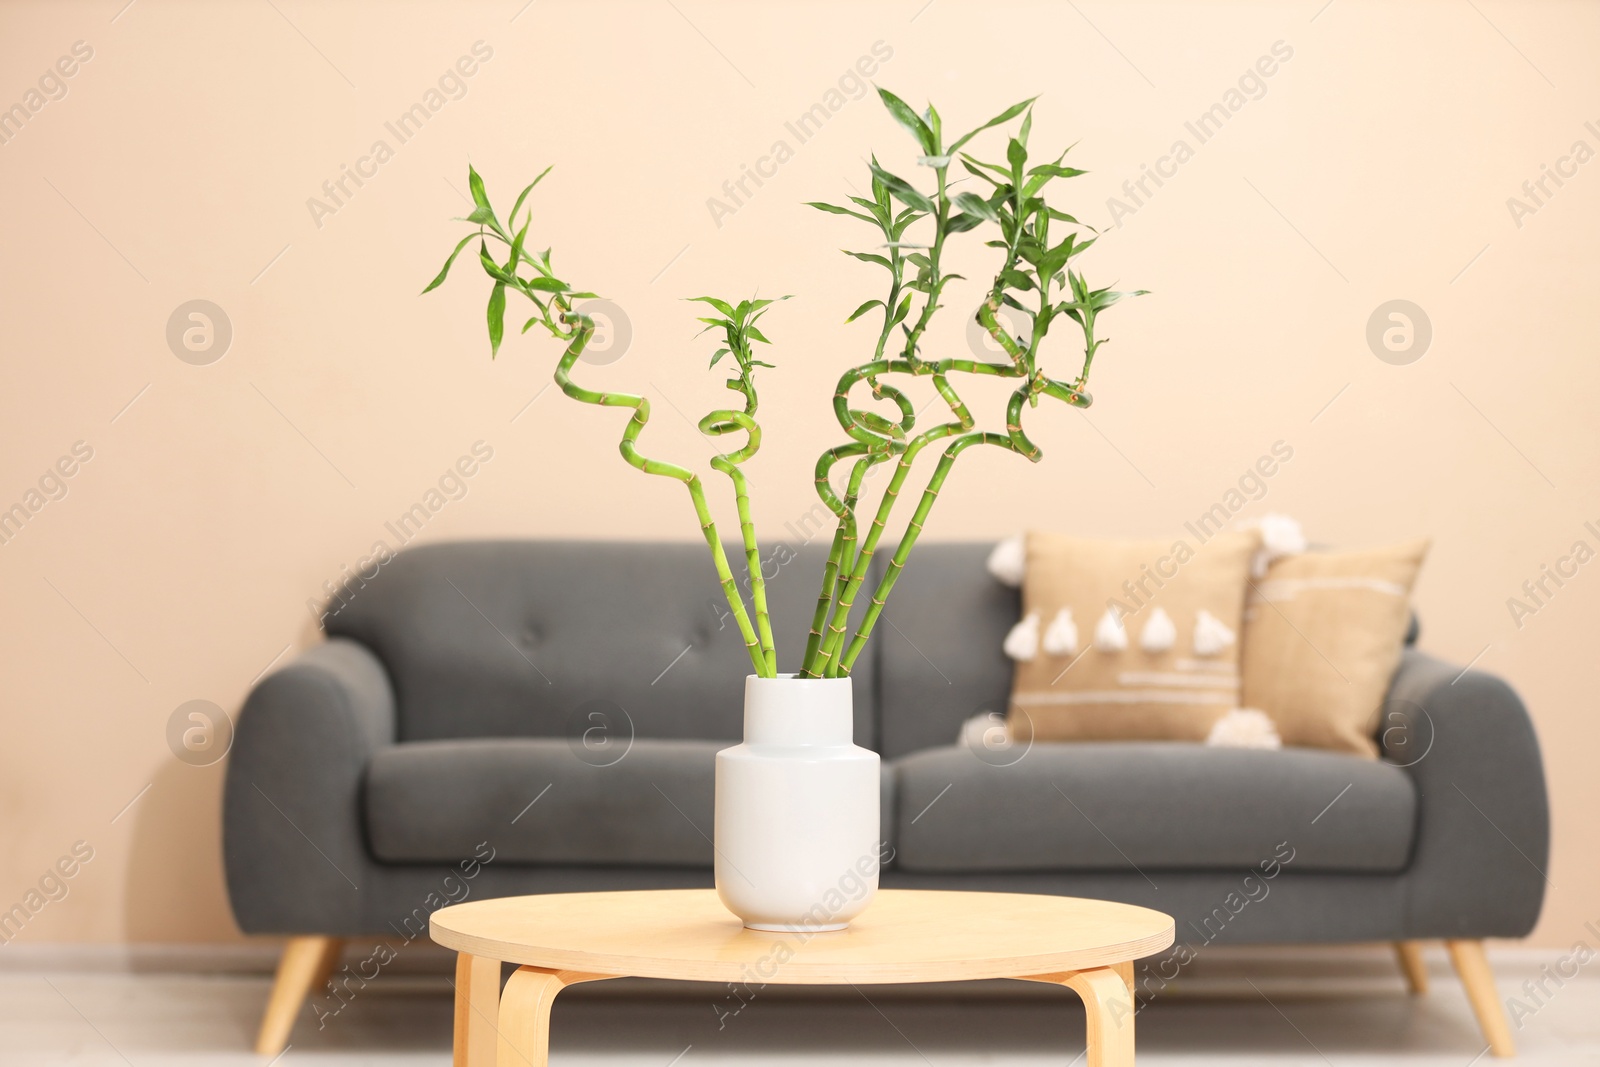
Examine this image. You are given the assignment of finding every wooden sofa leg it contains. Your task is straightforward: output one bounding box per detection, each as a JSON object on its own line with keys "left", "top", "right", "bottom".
{"left": 1394, "top": 941, "right": 1429, "bottom": 995}
{"left": 1446, "top": 940, "right": 1515, "bottom": 1058}
{"left": 255, "top": 936, "right": 344, "bottom": 1055}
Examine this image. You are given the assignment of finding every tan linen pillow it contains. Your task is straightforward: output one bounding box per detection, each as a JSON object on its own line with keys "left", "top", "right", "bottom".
{"left": 1240, "top": 539, "right": 1430, "bottom": 758}
{"left": 1008, "top": 530, "right": 1260, "bottom": 742}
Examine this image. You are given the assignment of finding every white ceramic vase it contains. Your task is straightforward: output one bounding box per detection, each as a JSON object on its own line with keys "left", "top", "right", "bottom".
{"left": 714, "top": 674, "right": 881, "bottom": 931}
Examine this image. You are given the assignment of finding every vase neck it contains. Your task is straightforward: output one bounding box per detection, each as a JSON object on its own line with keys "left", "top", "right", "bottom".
{"left": 743, "top": 675, "right": 854, "bottom": 746}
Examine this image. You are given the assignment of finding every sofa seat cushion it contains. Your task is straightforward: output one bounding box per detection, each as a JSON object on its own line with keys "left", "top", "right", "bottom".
{"left": 894, "top": 742, "right": 1415, "bottom": 873}
{"left": 365, "top": 738, "right": 721, "bottom": 866}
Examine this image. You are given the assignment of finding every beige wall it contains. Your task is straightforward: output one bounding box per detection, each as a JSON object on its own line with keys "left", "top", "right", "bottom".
{"left": 0, "top": 0, "right": 1594, "bottom": 950}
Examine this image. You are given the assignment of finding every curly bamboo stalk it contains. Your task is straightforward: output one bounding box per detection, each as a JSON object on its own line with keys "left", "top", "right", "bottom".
{"left": 699, "top": 373, "right": 776, "bottom": 676}
{"left": 804, "top": 169, "right": 1034, "bottom": 676}
{"left": 802, "top": 442, "right": 884, "bottom": 675}
{"left": 837, "top": 379, "right": 1089, "bottom": 674}
{"left": 831, "top": 272, "right": 1095, "bottom": 674}
{"left": 811, "top": 354, "right": 1029, "bottom": 674}
{"left": 844, "top": 379, "right": 915, "bottom": 579}
{"left": 837, "top": 430, "right": 1020, "bottom": 672}
{"left": 551, "top": 313, "right": 768, "bottom": 676}
{"left": 797, "top": 362, "right": 919, "bottom": 678}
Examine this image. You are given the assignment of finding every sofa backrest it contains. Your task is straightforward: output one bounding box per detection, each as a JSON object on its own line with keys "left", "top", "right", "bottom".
{"left": 323, "top": 540, "right": 882, "bottom": 747}
{"left": 869, "top": 543, "right": 1020, "bottom": 759}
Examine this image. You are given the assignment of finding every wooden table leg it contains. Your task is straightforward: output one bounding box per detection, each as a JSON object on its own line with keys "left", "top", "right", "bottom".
{"left": 1020, "top": 967, "right": 1136, "bottom": 1067}
{"left": 454, "top": 953, "right": 503, "bottom": 1067}
{"left": 496, "top": 966, "right": 614, "bottom": 1067}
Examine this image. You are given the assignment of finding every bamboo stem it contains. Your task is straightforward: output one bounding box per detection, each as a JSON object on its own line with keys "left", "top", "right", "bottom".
{"left": 839, "top": 432, "right": 1019, "bottom": 672}
{"left": 553, "top": 321, "right": 767, "bottom": 676}
{"left": 834, "top": 295, "right": 1093, "bottom": 673}
{"left": 813, "top": 355, "right": 1026, "bottom": 673}
{"left": 700, "top": 369, "right": 776, "bottom": 676}
{"left": 801, "top": 443, "right": 873, "bottom": 677}
{"left": 718, "top": 459, "right": 774, "bottom": 676}
{"left": 802, "top": 445, "right": 890, "bottom": 678}
{"left": 437, "top": 158, "right": 1125, "bottom": 689}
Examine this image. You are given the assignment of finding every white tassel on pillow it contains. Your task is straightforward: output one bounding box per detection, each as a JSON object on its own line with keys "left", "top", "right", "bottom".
{"left": 1003, "top": 611, "right": 1040, "bottom": 661}
{"left": 986, "top": 534, "right": 1026, "bottom": 587}
{"left": 1193, "top": 609, "right": 1236, "bottom": 657}
{"left": 959, "top": 711, "right": 1014, "bottom": 752}
{"left": 1042, "top": 608, "right": 1079, "bottom": 657}
{"left": 1242, "top": 513, "right": 1307, "bottom": 578}
{"left": 1093, "top": 607, "right": 1128, "bottom": 652}
{"left": 1206, "top": 708, "right": 1282, "bottom": 749}
{"left": 1139, "top": 607, "right": 1176, "bottom": 653}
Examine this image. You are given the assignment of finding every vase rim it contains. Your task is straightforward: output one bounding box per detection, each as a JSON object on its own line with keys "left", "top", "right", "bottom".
{"left": 747, "top": 673, "right": 851, "bottom": 683}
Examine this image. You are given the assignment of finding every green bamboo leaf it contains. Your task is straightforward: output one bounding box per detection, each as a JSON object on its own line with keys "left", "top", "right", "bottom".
{"left": 959, "top": 154, "right": 1013, "bottom": 183}
{"left": 1023, "top": 165, "right": 1088, "bottom": 201}
{"left": 954, "top": 191, "right": 1000, "bottom": 222}
{"left": 946, "top": 212, "right": 983, "bottom": 233}
{"left": 421, "top": 233, "right": 476, "bottom": 293}
{"left": 1007, "top": 137, "right": 1027, "bottom": 176}
{"left": 689, "top": 296, "right": 736, "bottom": 316}
{"left": 487, "top": 282, "right": 506, "bottom": 357}
{"left": 843, "top": 249, "right": 894, "bottom": 269}
{"left": 889, "top": 292, "right": 913, "bottom": 327}
{"left": 456, "top": 205, "right": 496, "bottom": 227}
{"left": 478, "top": 241, "right": 515, "bottom": 283}
{"left": 468, "top": 166, "right": 490, "bottom": 210}
{"left": 507, "top": 165, "right": 554, "bottom": 225}
{"left": 1028, "top": 162, "right": 1088, "bottom": 180}
{"left": 806, "top": 201, "right": 876, "bottom": 223}
{"left": 1093, "top": 288, "right": 1150, "bottom": 309}
{"left": 948, "top": 97, "right": 1036, "bottom": 153}
{"left": 844, "top": 299, "right": 884, "bottom": 323}
{"left": 867, "top": 163, "right": 935, "bottom": 213}
{"left": 507, "top": 216, "right": 532, "bottom": 275}
{"left": 522, "top": 276, "right": 569, "bottom": 292}
{"left": 876, "top": 87, "right": 936, "bottom": 154}
{"left": 958, "top": 161, "right": 997, "bottom": 188}
{"left": 746, "top": 325, "right": 771, "bottom": 344}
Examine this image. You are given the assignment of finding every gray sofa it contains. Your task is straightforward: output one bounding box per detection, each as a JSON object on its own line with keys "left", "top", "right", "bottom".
{"left": 225, "top": 540, "right": 1548, "bottom": 1055}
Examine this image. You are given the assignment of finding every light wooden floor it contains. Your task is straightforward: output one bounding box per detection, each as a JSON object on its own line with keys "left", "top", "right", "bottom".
{"left": 1, "top": 949, "right": 1594, "bottom": 1066}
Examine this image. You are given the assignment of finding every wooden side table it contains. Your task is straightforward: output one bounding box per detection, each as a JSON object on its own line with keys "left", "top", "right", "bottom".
{"left": 431, "top": 888, "right": 1174, "bottom": 1067}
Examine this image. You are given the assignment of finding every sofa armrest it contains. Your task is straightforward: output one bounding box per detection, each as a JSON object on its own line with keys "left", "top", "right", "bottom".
{"left": 1382, "top": 649, "right": 1549, "bottom": 938}
{"left": 223, "top": 638, "right": 396, "bottom": 935}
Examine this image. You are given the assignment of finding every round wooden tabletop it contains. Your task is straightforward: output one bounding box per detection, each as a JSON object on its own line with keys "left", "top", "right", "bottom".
{"left": 430, "top": 889, "right": 1174, "bottom": 985}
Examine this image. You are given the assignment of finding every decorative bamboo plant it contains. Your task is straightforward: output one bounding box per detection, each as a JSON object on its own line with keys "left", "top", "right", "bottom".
{"left": 424, "top": 89, "right": 1143, "bottom": 681}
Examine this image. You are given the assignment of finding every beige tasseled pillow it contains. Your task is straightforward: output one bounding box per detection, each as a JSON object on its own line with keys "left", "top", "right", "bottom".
{"left": 1240, "top": 539, "right": 1430, "bottom": 758}
{"left": 1007, "top": 530, "right": 1260, "bottom": 742}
